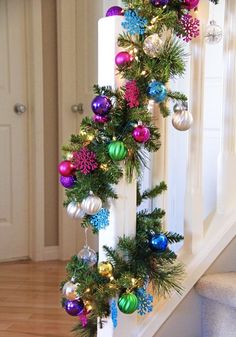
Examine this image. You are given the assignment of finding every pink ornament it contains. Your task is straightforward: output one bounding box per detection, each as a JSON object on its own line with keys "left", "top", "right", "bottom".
{"left": 183, "top": 0, "right": 200, "bottom": 10}
{"left": 132, "top": 125, "right": 150, "bottom": 143}
{"left": 72, "top": 147, "right": 98, "bottom": 175}
{"left": 125, "top": 80, "right": 140, "bottom": 108}
{"left": 178, "top": 14, "right": 200, "bottom": 42}
{"left": 58, "top": 160, "right": 75, "bottom": 177}
{"left": 93, "top": 114, "right": 109, "bottom": 123}
{"left": 115, "top": 51, "right": 134, "bottom": 67}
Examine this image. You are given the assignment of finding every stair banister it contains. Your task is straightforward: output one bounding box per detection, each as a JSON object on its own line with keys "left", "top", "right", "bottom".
{"left": 97, "top": 16, "right": 138, "bottom": 337}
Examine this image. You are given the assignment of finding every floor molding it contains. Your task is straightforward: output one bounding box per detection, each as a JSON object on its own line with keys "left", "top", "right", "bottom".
{"left": 43, "top": 245, "right": 59, "bottom": 260}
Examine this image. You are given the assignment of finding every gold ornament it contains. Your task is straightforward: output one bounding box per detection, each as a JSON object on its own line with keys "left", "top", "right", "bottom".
{"left": 98, "top": 262, "right": 113, "bottom": 277}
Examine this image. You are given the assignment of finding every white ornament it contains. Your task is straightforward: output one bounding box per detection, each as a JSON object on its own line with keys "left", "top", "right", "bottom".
{"left": 143, "top": 33, "right": 163, "bottom": 58}
{"left": 205, "top": 20, "right": 223, "bottom": 45}
{"left": 172, "top": 104, "right": 193, "bottom": 131}
{"left": 81, "top": 194, "right": 102, "bottom": 215}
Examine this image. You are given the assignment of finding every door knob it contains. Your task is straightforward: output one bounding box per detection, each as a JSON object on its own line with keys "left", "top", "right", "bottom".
{"left": 14, "top": 103, "right": 27, "bottom": 115}
{"left": 71, "top": 103, "right": 83, "bottom": 113}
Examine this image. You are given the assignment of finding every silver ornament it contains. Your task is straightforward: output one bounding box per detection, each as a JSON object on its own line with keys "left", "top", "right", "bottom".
{"left": 77, "top": 245, "right": 97, "bottom": 267}
{"left": 205, "top": 20, "right": 223, "bottom": 45}
{"left": 173, "top": 103, "right": 183, "bottom": 114}
{"left": 81, "top": 194, "right": 102, "bottom": 215}
{"left": 143, "top": 33, "right": 163, "bottom": 58}
{"left": 67, "top": 201, "right": 79, "bottom": 218}
{"left": 62, "top": 281, "right": 79, "bottom": 300}
{"left": 74, "top": 207, "right": 85, "bottom": 219}
{"left": 172, "top": 105, "right": 193, "bottom": 131}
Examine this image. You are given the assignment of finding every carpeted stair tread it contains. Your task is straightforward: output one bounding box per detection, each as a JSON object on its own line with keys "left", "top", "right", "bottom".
{"left": 195, "top": 272, "right": 236, "bottom": 308}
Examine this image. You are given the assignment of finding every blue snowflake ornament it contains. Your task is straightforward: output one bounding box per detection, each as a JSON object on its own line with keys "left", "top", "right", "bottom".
{"left": 110, "top": 299, "right": 118, "bottom": 328}
{"left": 122, "top": 10, "right": 147, "bottom": 35}
{"left": 90, "top": 208, "right": 110, "bottom": 231}
{"left": 136, "top": 288, "right": 153, "bottom": 316}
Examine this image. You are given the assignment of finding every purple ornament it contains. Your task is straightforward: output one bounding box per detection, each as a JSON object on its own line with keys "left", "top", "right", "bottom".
{"left": 60, "top": 175, "right": 76, "bottom": 189}
{"left": 58, "top": 160, "right": 75, "bottom": 177}
{"left": 106, "top": 6, "right": 124, "bottom": 17}
{"left": 91, "top": 95, "right": 112, "bottom": 116}
{"left": 93, "top": 114, "right": 109, "bottom": 123}
{"left": 183, "top": 0, "right": 200, "bottom": 10}
{"left": 150, "top": 0, "right": 169, "bottom": 6}
{"left": 115, "top": 51, "right": 134, "bottom": 67}
{"left": 132, "top": 125, "right": 151, "bottom": 143}
{"left": 64, "top": 299, "right": 84, "bottom": 316}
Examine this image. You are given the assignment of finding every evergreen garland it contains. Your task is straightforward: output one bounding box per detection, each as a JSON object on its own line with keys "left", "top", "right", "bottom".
{"left": 58, "top": 0, "right": 220, "bottom": 336}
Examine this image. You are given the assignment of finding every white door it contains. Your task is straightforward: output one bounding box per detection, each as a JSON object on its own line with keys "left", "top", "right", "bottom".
{"left": 0, "top": 0, "right": 29, "bottom": 260}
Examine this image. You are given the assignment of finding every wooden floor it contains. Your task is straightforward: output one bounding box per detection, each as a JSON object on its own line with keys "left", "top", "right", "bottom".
{"left": 0, "top": 260, "right": 76, "bottom": 337}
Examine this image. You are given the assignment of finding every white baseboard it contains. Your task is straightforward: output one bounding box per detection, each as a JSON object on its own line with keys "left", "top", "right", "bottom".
{"left": 43, "top": 245, "right": 59, "bottom": 260}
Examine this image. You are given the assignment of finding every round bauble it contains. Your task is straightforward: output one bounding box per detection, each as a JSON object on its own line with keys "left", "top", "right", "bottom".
{"left": 81, "top": 194, "right": 102, "bottom": 215}
{"left": 77, "top": 246, "right": 97, "bottom": 267}
{"left": 132, "top": 125, "right": 150, "bottom": 143}
{"left": 205, "top": 20, "right": 223, "bottom": 45}
{"left": 67, "top": 202, "right": 85, "bottom": 219}
{"left": 93, "top": 114, "right": 109, "bottom": 123}
{"left": 143, "top": 33, "right": 163, "bottom": 58}
{"left": 58, "top": 160, "right": 75, "bottom": 177}
{"left": 98, "top": 261, "right": 113, "bottom": 277}
{"left": 150, "top": 0, "right": 169, "bottom": 6}
{"left": 182, "top": 0, "right": 200, "bottom": 10}
{"left": 115, "top": 51, "right": 134, "bottom": 67}
{"left": 147, "top": 81, "right": 167, "bottom": 103}
{"left": 60, "top": 175, "right": 76, "bottom": 189}
{"left": 172, "top": 105, "right": 193, "bottom": 131}
{"left": 62, "top": 281, "right": 78, "bottom": 301}
{"left": 91, "top": 95, "right": 112, "bottom": 116}
{"left": 64, "top": 299, "right": 84, "bottom": 316}
{"left": 118, "top": 293, "right": 139, "bottom": 314}
{"left": 149, "top": 233, "right": 168, "bottom": 251}
{"left": 106, "top": 6, "right": 123, "bottom": 17}
{"left": 108, "top": 141, "right": 127, "bottom": 161}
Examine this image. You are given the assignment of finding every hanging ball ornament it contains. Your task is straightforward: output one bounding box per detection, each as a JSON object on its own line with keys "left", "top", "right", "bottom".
{"left": 62, "top": 281, "right": 79, "bottom": 301}
{"left": 205, "top": 20, "right": 223, "bottom": 45}
{"left": 64, "top": 299, "right": 84, "bottom": 316}
{"left": 143, "top": 33, "right": 163, "bottom": 58}
{"left": 77, "top": 246, "right": 97, "bottom": 267}
{"left": 106, "top": 6, "right": 123, "bottom": 17}
{"left": 118, "top": 293, "right": 139, "bottom": 314}
{"left": 67, "top": 202, "right": 85, "bottom": 219}
{"left": 60, "top": 175, "right": 76, "bottom": 189}
{"left": 91, "top": 95, "right": 112, "bottom": 116}
{"left": 58, "top": 160, "right": 75, "bottom": 177}
{"left": 93, "top": 114, "right": 109, "bottom": 124}
{"left": 147, "top": 81, "right": 167, "bottom": 103}
{"left": 172, "top": 103, "right": 193, "bottom": 131}
{"left": 150, "top": 0, "right": 169, "bottom": 7}
{"left": 115, "top": 51, "right": 134, "bottom": 67}
{"left": 182, "top": 0, "right": 200, "bottom": 10}
{"left": 98, "top": 262, "right": 113, "bottom": 277}
{"left": 81, "top": 193, "right": 102, "bottom": 215}
{"left": 132, "top": 124, "right": 150, "bottom": 143}
{"left": 108, "top": 141, "right": 127, "bottom": 161}
{"left": 149, "top": 233, "right": 168, "bottom": 252}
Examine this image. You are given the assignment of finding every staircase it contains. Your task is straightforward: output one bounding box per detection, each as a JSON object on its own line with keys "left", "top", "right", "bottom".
{"left": 196, "top": 273, "right": 236, "bottom": 337}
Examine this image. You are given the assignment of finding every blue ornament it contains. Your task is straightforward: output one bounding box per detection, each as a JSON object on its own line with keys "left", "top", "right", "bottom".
{"left": 122, "top": 10, "right": 147, "bottom": 35}
{"left": 149, "top": 233, "right": 168, "bottom": 251}
{"left": 147, "top": 81, "right": 167, "bottom": 103}
{"left": 136, "top": 288, "right": 153, "bottom": 316}
{"left": 110, "top": 299, "right": 118, "bottom": 328}
{"left": 90, "top": 208, "right": 110, "bottom": 231}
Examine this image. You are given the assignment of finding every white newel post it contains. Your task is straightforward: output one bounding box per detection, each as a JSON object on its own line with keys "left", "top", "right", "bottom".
{"left": 217, "top": 0, "right": 236, "bottom": 214}
{"left": 184, "top": 2, "right": 209, "bottom": 254}
{"left": 97, "top": 16, "right": 138, "bottom": 337}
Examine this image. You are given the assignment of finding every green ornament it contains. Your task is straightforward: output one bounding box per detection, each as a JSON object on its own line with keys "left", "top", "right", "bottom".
{"left": 118, "top": 293, "right": 139, "bottom": 314}
{"left": 108, "top": 141, "right": 127, "bottom": 161}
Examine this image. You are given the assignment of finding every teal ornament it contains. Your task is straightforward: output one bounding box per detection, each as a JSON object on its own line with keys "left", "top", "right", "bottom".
{"left": 147, "top": 81, "right": 167, "bottom": 103}
{"left": 121, "top": 10, "right": 147, "bottom": 35}
{"left": 110, "top": 299, "right": 118, "bottom": 328}
{"left": 90, "top": 208, "right": 110, "bottom": 231}
{"left": 118, "top": 293, "right": 139, "bottom": 314}
{"left": 149, "top": 233, "right": 168, "bottom": 251}
{"left": 136, "top": 288, "right": 153, "bottom": 316}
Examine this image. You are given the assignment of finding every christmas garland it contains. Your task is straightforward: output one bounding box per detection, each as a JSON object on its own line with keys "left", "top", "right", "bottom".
{"left": 58, "top": 1, "right": 219, "bottom": 336}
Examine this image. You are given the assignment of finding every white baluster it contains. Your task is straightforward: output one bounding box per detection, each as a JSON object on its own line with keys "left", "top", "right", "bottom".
{"left": 217, "top": 0, "right": 236, "bottom": 214}
{"left": 184, "top": 2, "right": 209, "bottom": 254}
{"left": 97, "top": 16, "right": 137, "bottom": 337}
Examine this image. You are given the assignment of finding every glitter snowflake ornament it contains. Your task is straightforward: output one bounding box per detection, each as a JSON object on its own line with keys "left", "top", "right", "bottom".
{"left": 136, "top": 288, "right": 153, "bottom": 316}
{"left": 110, "top": 299, "right": 118, "bottom": 328}
{"left": 122, "top": 10, "right": 147, "bottom": 35}
{"left": 90, "top": 208, "right": 110, "bottom": 231}
{"left": 179, "top": 13, "right": 200, "bottom": 42}
{"left": 125, "top": 80, "right": 140, "bottom": 108}
{"left": 72, "top": 147, "right": 98, "bottom": 175}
